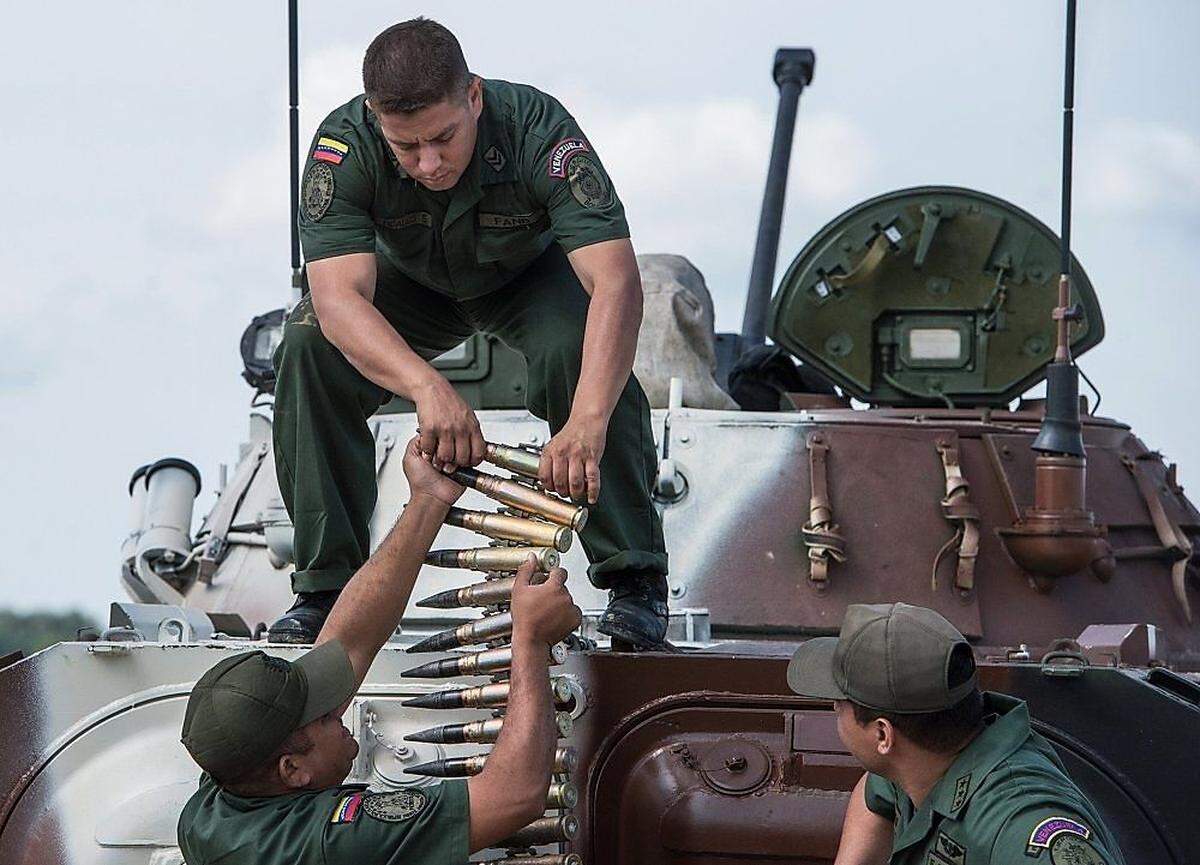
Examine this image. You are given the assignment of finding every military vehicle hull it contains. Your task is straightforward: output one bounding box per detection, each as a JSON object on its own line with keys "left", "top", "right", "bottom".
{"left": 2, "top": 640, "right": 1197, "bottom": 864}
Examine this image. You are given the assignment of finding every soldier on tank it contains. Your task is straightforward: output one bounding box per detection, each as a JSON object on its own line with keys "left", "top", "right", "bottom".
{"left": 178, "top": 438, "right": 582, "bottom": 863}
{"left": 787, "top": 603, "right": 1126, "bottom": 865}
{"left": 268, "top": 17, "right": 668, "bottom": 649}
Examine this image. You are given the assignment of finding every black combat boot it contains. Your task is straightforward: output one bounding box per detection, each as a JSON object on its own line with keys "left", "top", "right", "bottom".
{"left": 266, "top": 590, "right": 340, "bottom": 644}
{"left": 597, "top": 573, "right": 671, "bottom": 651}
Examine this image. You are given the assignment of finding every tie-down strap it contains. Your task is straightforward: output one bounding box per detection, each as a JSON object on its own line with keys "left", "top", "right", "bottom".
{"left": 802, "top": 433, "right": 846, "bottom": 587}
{"left": 1121, "top": 452, "right": 1195, "bottom": 623}
{"left": 933, "top": 439, "right": 980, "bottom": 592}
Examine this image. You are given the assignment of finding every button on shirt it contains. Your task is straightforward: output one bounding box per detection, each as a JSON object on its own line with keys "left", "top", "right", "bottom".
{"left": 298, "top": 79, "right": 630, "bottom": 301}
{"left": 177, "top": 773, "right": 469, "bottom": 865}
{"left": 864, "top": 693, "right": 1125, "bottom": 865}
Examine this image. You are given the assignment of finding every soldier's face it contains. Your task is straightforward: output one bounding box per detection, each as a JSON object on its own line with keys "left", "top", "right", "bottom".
{"left": 292, "top": 709, "right": 360, "bottom": 788}
{"left": 374, "top": 78, "right": 483, "bottom": 191}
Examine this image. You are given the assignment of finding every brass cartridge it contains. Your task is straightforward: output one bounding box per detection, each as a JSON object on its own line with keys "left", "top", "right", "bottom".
{"left": 402, "top": 678, "right": 574, "bottom": 710}
{"left": 406, "top": 611, "right": 514, "bottom": 654}
{"left": 484, "top": 441, "right": 543, "bottom": 478}
{"left": 402, "top": 641, "right": 568, "bottom": 679}
{"left": 493, "top": 814, "right": 579, "bottom": 848}
{"left": 407, "top": 711, "right": 574, "bottom": 745}
{"left": 425, "top": 546, "right": 560, "bottom": 573}
{"left": 545, "top": 780, "right": 579, "bottom": 810}
{"left": 450, "top": 467, "right": 587, "bottom": 531}
{"left": 445, "top": 506, "right": 573, "bottom": 552}
{"left": 407, "top": 749, "right": 577, "bottom": 780}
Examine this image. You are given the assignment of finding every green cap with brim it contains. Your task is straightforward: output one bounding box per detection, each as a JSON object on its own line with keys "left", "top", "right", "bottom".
{"left": 787, "top": 603, "right": 976, "bottom": 713}
{"left": 180, "top": 640, "right": 356, "bottom": 779}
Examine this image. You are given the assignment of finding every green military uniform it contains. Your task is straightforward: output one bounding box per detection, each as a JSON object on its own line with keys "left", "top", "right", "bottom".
{"left": 178, "top": 773, "right": 469, "bottom": 865}
{"left": 276, "top": 78, "right": 666, "bottom": 595}
{"left": 864, "top": 693, "right": 1125, "bottom": 865}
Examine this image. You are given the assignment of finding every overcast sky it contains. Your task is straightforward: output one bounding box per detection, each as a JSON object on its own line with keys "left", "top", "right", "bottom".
{"left": 1, "top": 1, "right": 1197, "bottom": 621}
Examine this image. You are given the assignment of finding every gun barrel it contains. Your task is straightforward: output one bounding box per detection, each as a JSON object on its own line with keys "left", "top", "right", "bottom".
{"left": 445, "top": 507, "right": 573, "bottom": 551}
{"left": 450, "top": 467, "right": 587, "bottom": 530}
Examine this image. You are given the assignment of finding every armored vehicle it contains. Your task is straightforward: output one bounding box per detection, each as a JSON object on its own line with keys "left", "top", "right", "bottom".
{"left": 2, "top": 14, "right": 1198, "bottom": 865}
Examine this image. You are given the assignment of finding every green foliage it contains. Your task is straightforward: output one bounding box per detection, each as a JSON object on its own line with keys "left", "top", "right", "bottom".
{"left": 0, "top": 609, "right": 98, "bottom": 658}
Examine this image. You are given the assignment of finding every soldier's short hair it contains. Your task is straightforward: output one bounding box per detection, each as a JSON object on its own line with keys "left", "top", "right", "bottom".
{"left": 850, "top": 643, "right": 985, "bottom": 754}
{"left": 363, "top": 18, "right": 472, "bottom": 114}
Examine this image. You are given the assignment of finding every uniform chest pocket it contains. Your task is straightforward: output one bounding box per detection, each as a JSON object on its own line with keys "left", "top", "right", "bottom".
{"left": 374, "top": 211, "right": 435, "bottom": 259}
{"left": 476, "top": 212, "right": 549, "bottom": 263}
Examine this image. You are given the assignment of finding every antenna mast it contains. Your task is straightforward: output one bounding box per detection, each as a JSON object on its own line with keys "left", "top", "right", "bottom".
{"left": 288, "top": 0, "right": 301, "bottom": 298}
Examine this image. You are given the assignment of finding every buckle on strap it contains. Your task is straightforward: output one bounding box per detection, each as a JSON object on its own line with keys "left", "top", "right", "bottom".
{"left": 934, "top": 438, "right": 980, "bottom": 593}
{"left": 803, "top": 433, "right": 847, "bottom": 588}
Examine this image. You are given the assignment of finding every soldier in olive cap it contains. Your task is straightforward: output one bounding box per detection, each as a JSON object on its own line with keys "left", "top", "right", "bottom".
{"left": 177, "top": 437, "right": 581, "bottom": 864}
{"left": 788, "top": 603, "right": 1126, "bottom": 865}
{"left": 268, "top": 16, "right": 668, "bottom": 649}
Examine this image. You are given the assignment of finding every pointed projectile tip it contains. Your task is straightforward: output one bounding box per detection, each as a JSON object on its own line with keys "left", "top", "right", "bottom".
{"left": 402, "top": 759, "right": 446, "bottom": 778}
{"left": 401, "top": 658, "right": 452, "bottom": 679}
{"left": 403, "top": 725, "right": 449, "bottom": 744}
{"left": 415, "top": 588, "right": 461, "bottom": 609}
{"left": 400, "top": 692, "right": 444, "bottom": 709}
{"left": 406, "top": 629, "right": 458, "bottom": 654}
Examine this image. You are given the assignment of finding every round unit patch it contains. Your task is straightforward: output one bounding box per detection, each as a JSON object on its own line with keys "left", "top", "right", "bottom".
{"left": 303, "top": 162, "right": 335, "bottom": 222}
{"left": 362, "top": 789, "right": 428, "bottom": 823}
{"left": 566, "top": 155, "right": 610, "bottom": 208}
{"left": 1049, "top": 834, "right": 1107, "bottom": 865}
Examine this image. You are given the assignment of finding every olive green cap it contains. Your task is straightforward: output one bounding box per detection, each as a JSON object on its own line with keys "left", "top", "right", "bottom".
{"left": 787, "top": 603, "right": 977, "bottom": 713}
{"left": 180, "top": 640, "right": 356, "bottom": 778}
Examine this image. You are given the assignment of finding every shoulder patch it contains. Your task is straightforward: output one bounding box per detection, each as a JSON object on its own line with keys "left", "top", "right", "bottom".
{"left": 1026, "top": 817, "right": 1090, "bottom": 855}
{"left": 329, "top": 792, "right": 363, "bottom": 824}
{"left": 314, "top": 136, "right": 350, "bottom": 165}
{"left": 547, "top": 137, "right": 590, "bottom": 178}
{"left": 362, "top": 789, "right": 428, "bottom": 823}
{"left": 1049, "top": 833, "right": 1107, "bottom": 865}
{"left": 567, "top": 155, "right": 611, "bottom": 209}
{"left": 302, "top": 162, "right": 335, "bottom": 222}
{"left": 951, "top": 773, "right": 971, "bottom": 810}
{"left": 483, "top": 145, "right": 507, "bottom": 172}
{"left": 932, "top": 831, "right": 966, "bottom": 865}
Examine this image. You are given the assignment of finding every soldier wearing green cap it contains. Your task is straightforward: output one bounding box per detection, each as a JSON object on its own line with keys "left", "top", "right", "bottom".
{"left": 787, "top": 603, "right": 1126, "bottom": 865}
{"left": 177, "top": 437, "right": 582, "bottom": 864}
{"left": 267, "top": 16, "right": 669, "bottom": 650}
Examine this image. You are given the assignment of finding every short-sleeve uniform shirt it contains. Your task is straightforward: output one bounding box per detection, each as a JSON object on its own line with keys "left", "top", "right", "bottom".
{"left": 298, "top": 79, "right": 629, "bottom": 301}
{"left": 176, "top": 773, "right": 469, "bottom": 865}
{"left": 863, "top": 693, "right": 1125, "bottom": 865}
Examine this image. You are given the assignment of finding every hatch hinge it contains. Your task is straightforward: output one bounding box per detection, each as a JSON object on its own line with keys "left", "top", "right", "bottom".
{"left": 933, "top": 438, "right": 980, "bottom": 594}
{"left": 197, "top": 441, "right": 269, "bottom": 584}
{"left": 802, "top": 433, "right": 846, "bottom": 588}
{"left": 1120, "top": 452, "right": 1195, "bottom": 623}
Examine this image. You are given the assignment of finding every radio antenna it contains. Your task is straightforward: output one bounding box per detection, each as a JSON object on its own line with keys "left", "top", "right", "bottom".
{"left": 288, "top": 0, "right": 301, "bottom": 298}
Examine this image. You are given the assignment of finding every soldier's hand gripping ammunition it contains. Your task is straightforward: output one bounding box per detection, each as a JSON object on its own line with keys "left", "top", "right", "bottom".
{"left": 406, "top": 748, "right": 577, "bottom": 779}
{"left": 545, "top": 780, "right": 579, "bottom": 810}
{"left": 450, "top": 467, "right": 587, "bottom": 530}
{"left": 483, "top": 441, "right": 543, "bottom": 479}
{"left": 489, "top": 856, "right": 583, "bottom": 865}
{"left": 402, "top": 641, "right": 568, "bottom": 679}
{"left": 425, "top": 546, "right": 560, "bottom": 573}
{"left": 492, "top": 814, "right": 579, "bottom": 849}
{"left": 405, "top": 611, "right": 514, "bottom": 654}
{"left": 405, "top": 711, "right": 574, "bottom": 745}
{"left": 402, "top": 677, "right": 575, "bottom": 710}
{"left": 445, "top": 506, "right": 573, "bottom": 552}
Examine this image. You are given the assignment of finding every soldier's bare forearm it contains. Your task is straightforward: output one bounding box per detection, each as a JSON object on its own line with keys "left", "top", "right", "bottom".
{"left": 835, "top": 775, "right": 894, "bottom": 865}
{"left": 315, "top": 493, "right": 449, "bottom": 687}
{"left": 566, "top": 239, "right": 643, "bottom": 425}
{"left": 466, "top": 636, "right": 556, "bottom": 850}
